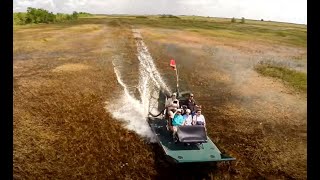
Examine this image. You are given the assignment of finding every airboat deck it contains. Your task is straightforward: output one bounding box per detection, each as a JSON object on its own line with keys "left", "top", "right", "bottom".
{"left": 148, "top": 117, "right": 236, "bottom": 163}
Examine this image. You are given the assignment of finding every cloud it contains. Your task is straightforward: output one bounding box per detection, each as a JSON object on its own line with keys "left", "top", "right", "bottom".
{"left": 177, "top": 0, "right": 219, "bottom": 6}
{"left": 14, "top": 0, "right": 55, "bottom": 11}
{"left": 64, "top": 0, "right": 87, "bottom": 9}
{"left": 13, "top": 0, "right": 307, "bottom": 24}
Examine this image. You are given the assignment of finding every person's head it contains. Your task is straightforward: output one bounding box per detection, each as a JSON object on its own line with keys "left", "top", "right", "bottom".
{"left": 186, "top": 109, "right": 191, "bottom": 114}
{"left": 172, "top": 93, "right": 177, "bottom": 98}
{"left": 196, "top": 109, "right": 201, "bottom": 115}
{"left": 182, "top": 105, "right": 187, "bottom": 110}
{"left": 189, "top": 93, "right": 194, "bottom": 99}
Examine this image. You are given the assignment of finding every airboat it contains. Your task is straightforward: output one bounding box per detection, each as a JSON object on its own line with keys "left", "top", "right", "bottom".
{"left": 147, "top": 60, "right": 235, "bottom": 163}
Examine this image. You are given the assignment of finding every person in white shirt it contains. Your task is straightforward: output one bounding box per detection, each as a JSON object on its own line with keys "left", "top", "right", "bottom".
{"left": 192, "top": 109, "right": 206, "bottom": 127}
{"left": 183, "top": 109, "right": 193, "bottom": 126}
{"left": 165, "top": 92, "right": 179, "bottom": 112}
{"left": 165, "top": 93, "right": 179, "bottom": 131}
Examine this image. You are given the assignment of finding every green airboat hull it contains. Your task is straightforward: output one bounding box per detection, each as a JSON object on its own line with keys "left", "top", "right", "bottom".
{"left": 148, "top": 117, "right": 235, "bottom": 163}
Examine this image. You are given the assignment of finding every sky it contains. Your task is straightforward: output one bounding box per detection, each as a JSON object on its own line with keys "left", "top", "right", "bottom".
{"left": 13, "top": 0, "right": 307, "bottom": 24}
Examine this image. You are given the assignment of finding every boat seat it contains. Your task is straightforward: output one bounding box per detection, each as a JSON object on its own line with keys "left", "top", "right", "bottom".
{"left": 176, "top": 125, "right": 208, "bottom": 143}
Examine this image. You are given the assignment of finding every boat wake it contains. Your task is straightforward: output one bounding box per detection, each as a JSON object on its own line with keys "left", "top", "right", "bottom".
{"left": 105, "top": 29, "right": 170, "bottom": 142}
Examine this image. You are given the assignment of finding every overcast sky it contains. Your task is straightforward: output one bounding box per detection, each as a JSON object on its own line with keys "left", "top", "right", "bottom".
{"left": 13, "top": 0, "right": 307, "bottom": 24}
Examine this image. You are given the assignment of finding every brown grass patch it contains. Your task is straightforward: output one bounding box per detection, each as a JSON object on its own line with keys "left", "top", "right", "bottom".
{"left": 52, "top": 63, "right": 91, "bottom": 72}
{"left": 14, "top": 19, "right": 159, "bottom": 179}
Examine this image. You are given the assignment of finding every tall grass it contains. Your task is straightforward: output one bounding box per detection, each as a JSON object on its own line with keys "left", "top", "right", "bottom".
{"left": 255, "top": 64, "right": 307, "bottom": 92}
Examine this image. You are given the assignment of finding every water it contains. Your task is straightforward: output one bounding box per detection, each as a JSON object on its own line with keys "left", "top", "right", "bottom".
{"left": 106, "top": 29, "right": 171, "bottom": 142}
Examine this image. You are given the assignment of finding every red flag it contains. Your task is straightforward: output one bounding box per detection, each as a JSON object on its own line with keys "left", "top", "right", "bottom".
{"left": 170, "top": 59, "right": 176, "bottom": 70}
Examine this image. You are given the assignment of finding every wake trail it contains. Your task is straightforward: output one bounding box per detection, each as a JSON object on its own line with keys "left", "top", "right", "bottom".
{"left": 105, "top": 29, "right": 171, "bottom": 142}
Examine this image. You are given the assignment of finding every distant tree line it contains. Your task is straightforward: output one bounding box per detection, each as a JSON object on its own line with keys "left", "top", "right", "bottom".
{"left": 231, "top": 17, "right": 246, "bottom": 23}
{"left": 13, "top": 7, "right": 92, "bottom": 25}
{"left": 159, "top": 14, "right": 180, "bottom": 19}
{"left": 78, "top": 12, "right": 93, "bottom": 17}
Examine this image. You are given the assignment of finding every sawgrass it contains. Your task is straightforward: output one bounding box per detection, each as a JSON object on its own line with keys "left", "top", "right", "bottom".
{"left": 255, "top": 64, "right": 307, "bottom": 92}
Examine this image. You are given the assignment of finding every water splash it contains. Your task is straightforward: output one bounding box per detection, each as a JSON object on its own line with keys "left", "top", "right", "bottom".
{"left": 105, "top": 29, "right": 170, "bottom": 142}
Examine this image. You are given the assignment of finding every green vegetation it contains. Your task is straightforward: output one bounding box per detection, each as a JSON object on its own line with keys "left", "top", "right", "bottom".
{"left": 13, "top": 7, "right": 92, "bottom": 25}
{"left": 78, "top": 12, "right": 93, "bottom": 17}
{"left": 101, "top": 15, "right": 306, "bottom": 47}
{"left": 159, "top": 14, "right": 180, "bottom": 19}
{"left": 14, "top": 12, "right": 306, "bottom": 47}
{"left": 241, "top": 17, "right": 245, "bottom": 23}
{"left": 13, "top": 12, "right": 28, "bottom": 25}
{"left": 255, "top": 64, "right": 307, "bottom": 92}
{"left": 24, "top": 7, "right": 56, "bottom": 24}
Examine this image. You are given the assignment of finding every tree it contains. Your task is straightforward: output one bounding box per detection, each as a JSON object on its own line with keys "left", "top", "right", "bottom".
{"left": 13, "top": 12, "right": 27, "bottom": 25}
{"left": 72, "top": 11, "right": 78, "bottom": 20}
{"left": 25, "top": 7, "right": 55, "bottom": 24}
{"left": 231, "top": 17, "right": 236, "bottom": 23}
{"left": 241, "top": 17, "right": 245, "bottom": 23}
{"left": 15, "top": 7, "right": 90, "bottom": 25}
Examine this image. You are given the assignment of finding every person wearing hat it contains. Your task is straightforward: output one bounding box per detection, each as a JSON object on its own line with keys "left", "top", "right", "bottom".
{"left": 183, "top": 109, "right": 193, "bottom": 126}
{"left": 166, "top": 92, "right": 179, "bottom": 109}
{"left": 171, "top": 109, "right": 184, "bottom": 141}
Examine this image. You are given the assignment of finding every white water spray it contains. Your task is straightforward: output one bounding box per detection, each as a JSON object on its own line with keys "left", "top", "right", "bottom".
{"left": 106, "top": 29, "right": 171, "bottom": 142}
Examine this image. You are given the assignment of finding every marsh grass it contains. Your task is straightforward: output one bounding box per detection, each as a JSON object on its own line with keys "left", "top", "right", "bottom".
{"left": 107, "top": 15, "right": 306, "bottom": 47}
{"left": 14, "top": 16, "right": 307, "bottom": 179}
{"left": 135, "top": 16, "right": 148, "bottom": 19}
{"left": 16, "top": 15, "right": 306, "bottom": 47}
{"left": 255, "top": 63, "right": 307, "bottom": 92}
{"left": 13, "top": 19, "right": 159, "bottom": 179}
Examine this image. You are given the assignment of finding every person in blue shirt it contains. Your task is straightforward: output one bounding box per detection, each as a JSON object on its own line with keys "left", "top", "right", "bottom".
{"left": 172, "top": 109, "right": 184, "bottom": 125}
{"left": 172, "top": 109, "right": 184, "bottom": 141}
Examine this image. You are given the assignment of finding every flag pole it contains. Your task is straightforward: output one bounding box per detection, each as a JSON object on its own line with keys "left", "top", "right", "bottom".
{"left": 175, "top": 64, "right": 179, "bottom": 97}
{"left": 170, "top": 59, "right": 180, "bottom": 97}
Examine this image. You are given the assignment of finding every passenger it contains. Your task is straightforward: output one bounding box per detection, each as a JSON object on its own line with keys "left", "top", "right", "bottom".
{"left": 183, "top": 109, "right": 193, "bottom": 126}
{"left": 192, "top": 109, "right": 206, "bottom": 128}
{"left": 168, "top": 109, "right": 175, "bottom": 119}
{"left": 166, "top": 93, "right": 180, "bottom": 113}
{"left": 194, "top": 104, "right": 202, "bottom": 114}
{"left": 166, "top": 109, "right": 175, "bottom": 131}
{"left": 183, "top": 93, "right": 200, "bottom": 116}
{"left": 181, "top": 105, "right": 188, "bottom": 115}
{"left": 171, "top": 109, "right": 185, "bottom": 141}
